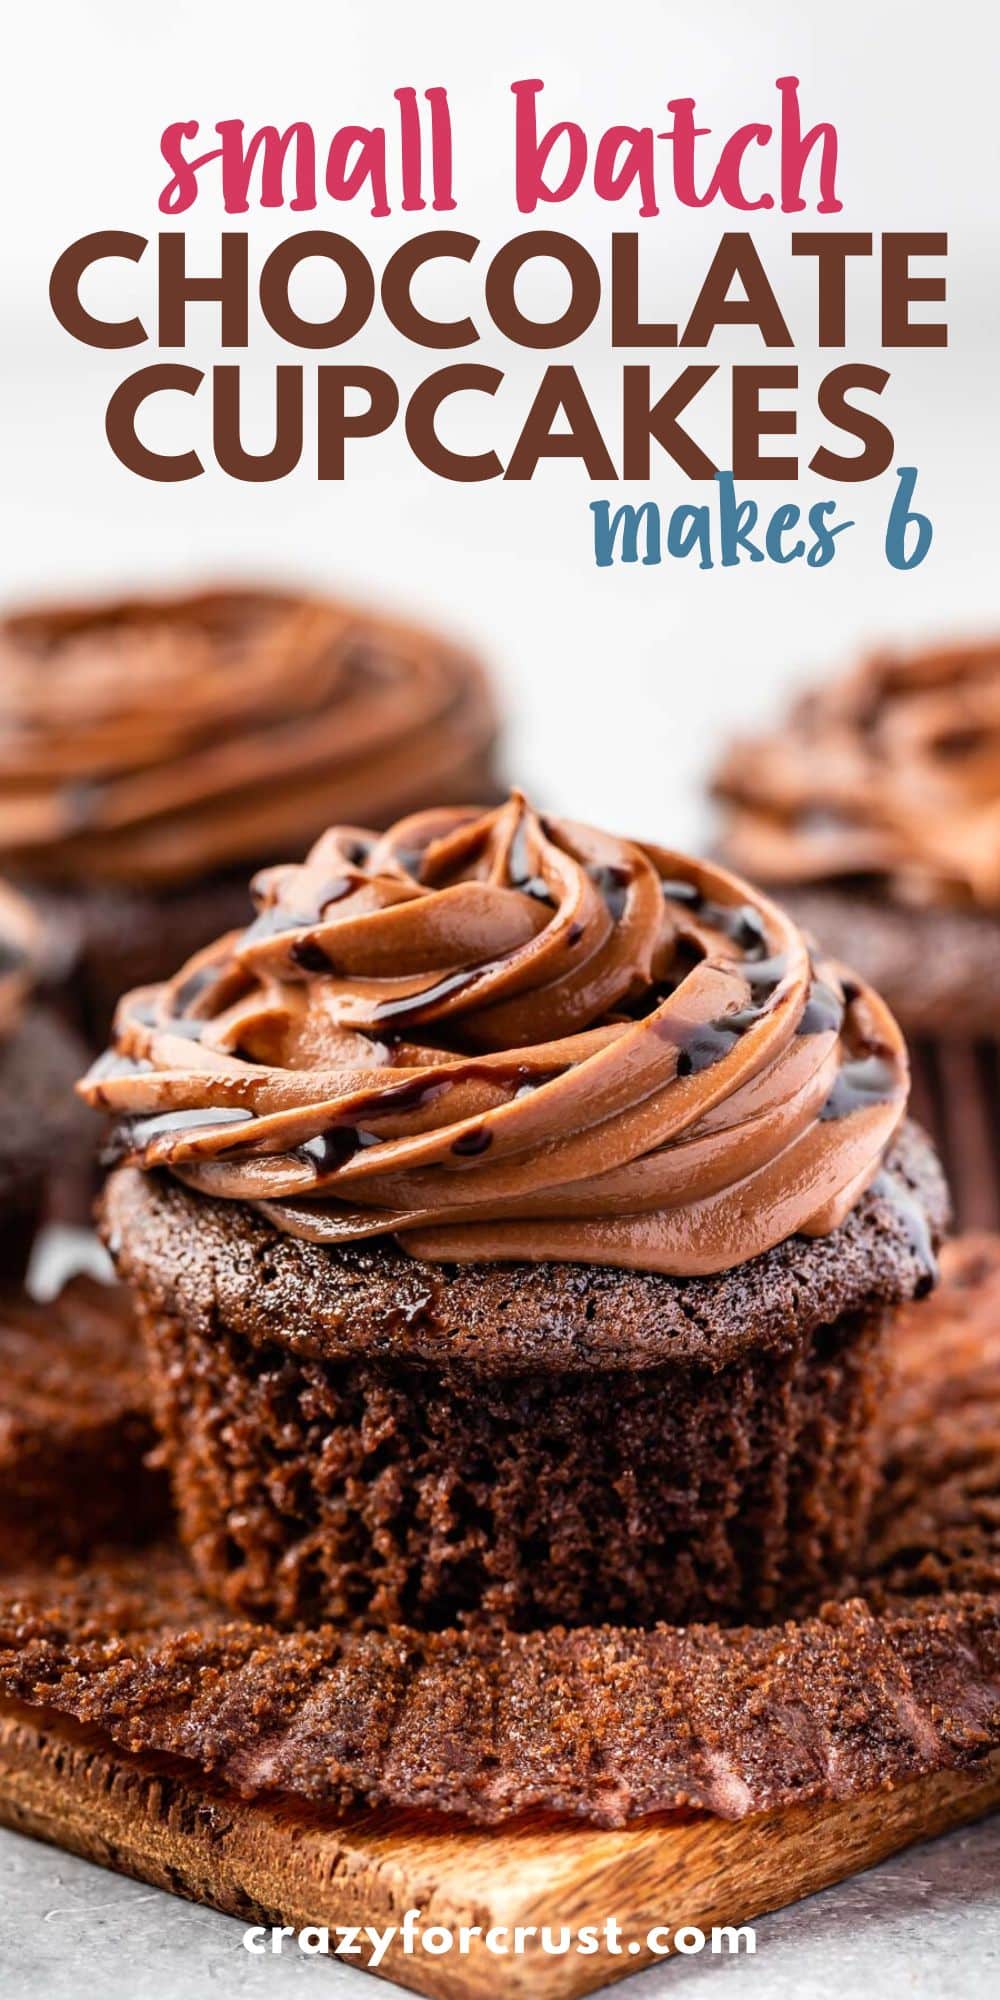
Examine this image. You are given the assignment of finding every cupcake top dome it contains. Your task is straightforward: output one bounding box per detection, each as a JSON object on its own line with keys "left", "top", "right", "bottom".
{"left": 714, "top": 637, "right": 1000, "bottom": 911}
{"left": 0, "top": 585, "right": 498, "bottom": 889}
{"left": 82, "top": 792, "right": 911, "bottom": 1277}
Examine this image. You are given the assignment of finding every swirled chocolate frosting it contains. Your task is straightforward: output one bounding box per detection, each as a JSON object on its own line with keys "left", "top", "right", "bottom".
{"left": 81, "top": 795, "right": 910, "bottom": 1277}
{"left": 715, "top": 638, "right": 1000, "bottom": 909}
{"left": 0, "top": 587, "right": 498, "bottom": 889}
{"left": 0, "top": 881, "right": 40, "bottom": 1044}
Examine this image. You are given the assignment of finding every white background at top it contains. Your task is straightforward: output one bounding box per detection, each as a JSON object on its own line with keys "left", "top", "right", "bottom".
{"left": 2, "top": 0, "right": 998, "bottom": 850}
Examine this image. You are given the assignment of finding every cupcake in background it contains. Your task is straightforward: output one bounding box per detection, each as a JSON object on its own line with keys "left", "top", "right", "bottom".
{"left": 0, "top": 585, "right": 500, "bottom": 1043}
{"left": 713, "top": 638, "right": 1000, "bottom": 1229}
{"left": 0, "top": 881, "right": 89, "bottom": 1282}
{"left": 82, "top": 793, "right": 946, "bottom": 1633}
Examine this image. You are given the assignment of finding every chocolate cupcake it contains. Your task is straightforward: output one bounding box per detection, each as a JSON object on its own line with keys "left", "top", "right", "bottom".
{"left": 82, "top": 794, "right": 947, "bottom": 1632}
{"left": 714, "top": 638, "right": 1000, "bottom": 1229}
{"left": 0, "top": 1275, "right": 168, "bottom": 1561}
{"left": 0, "top": 881, "right": 89, "bottom": 1283}
{"left": 0, "top": 584, "right": 500, "bottom": 1043}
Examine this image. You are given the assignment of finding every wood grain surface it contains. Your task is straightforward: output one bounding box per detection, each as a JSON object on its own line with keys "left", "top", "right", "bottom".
{"left": 2, "top": 1699, "right": 998, "bottom": 1998}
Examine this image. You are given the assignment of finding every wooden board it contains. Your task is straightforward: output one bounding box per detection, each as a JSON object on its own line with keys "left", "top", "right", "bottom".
{"left": 2, "top": 1700, "right": 999, "bottom": 1998}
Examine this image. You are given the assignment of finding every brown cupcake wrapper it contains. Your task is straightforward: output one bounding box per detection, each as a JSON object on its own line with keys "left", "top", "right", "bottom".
{"left": 134, "top": 1286, "right": 889, "bottom": 1632}
{"left": 0, "top": 1558, "right": 997, "bottom": 1830}
{"left": 0, "top": 1237, "right": 998, "bottom": 1827}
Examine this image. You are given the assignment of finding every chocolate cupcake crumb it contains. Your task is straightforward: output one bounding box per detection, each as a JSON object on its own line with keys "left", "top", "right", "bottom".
{"left": 102, "top": 1124, "right": 946, "bottom": 1632}
{"left": 0, "top": 1277, "right": 169, "bottom": 1560}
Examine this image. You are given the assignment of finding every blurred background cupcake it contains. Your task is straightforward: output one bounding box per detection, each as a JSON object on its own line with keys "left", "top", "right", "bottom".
{"left": 0, "top": 880, "right": 89, "bottom": 1280}
{"left": 0, "top": 584, "right": 501, "bottom": 1042}
{"left": 713, "top": 637, "right": 1000, "bottom": 1228}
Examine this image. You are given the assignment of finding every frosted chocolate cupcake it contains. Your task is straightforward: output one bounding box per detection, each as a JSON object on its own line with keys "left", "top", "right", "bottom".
{"left": 0, "top": 882, "right": 89, "bottom": 1282}
{"left": 714, "top": 638, "right": 1000, "bottom": 1228}
{"left": 0, "top": 585, "right": 500, "bottom": 1042}
{"left": 82, "top": 794, "right": 947, "bottom": 1631}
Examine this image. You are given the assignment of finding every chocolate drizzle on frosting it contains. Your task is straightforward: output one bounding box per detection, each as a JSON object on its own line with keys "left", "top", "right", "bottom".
{"left": 80, "top": 793, "right": 910, "bottom": 1277}
{"left": 715, "top": 637, "right": 1000, "bottom": 910}
{"left": 0, "top": 587, "right": 498, "bottom": 889}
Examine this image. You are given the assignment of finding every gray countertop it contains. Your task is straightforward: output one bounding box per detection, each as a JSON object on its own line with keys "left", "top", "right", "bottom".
{"left": 2, "top": 1812, "right": 998, "bottom": 1999}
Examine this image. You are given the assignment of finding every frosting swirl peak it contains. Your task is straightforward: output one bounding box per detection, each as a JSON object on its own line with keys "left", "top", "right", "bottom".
{"left": 81, "top": 795, "right": 909, "bottom": 1277}
{"left": 715, "top": 637, "right": 1000, "bottom": 910}
{"left": 0, "top": 586, "right": 498, "bottom": 889}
